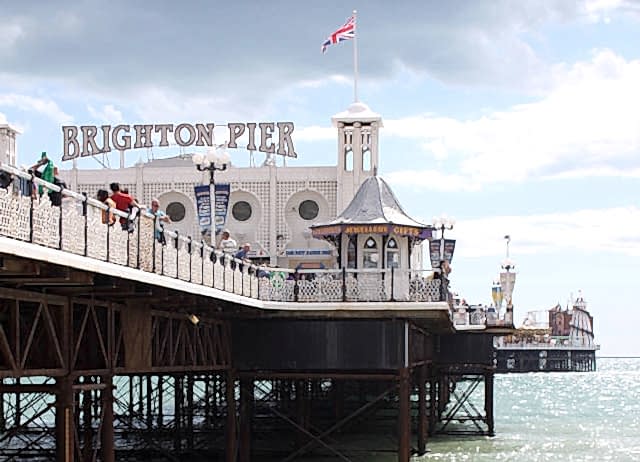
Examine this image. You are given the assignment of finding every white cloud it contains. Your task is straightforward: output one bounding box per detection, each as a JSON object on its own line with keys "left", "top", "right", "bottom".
{"left": 0, "top": 21, "right": 24, "bottom": 51}
{"left": 451, "top": 206, "right": 640, "bottom": 259}
{"left": 386, "top": 169, "right": 480, "bottom": 192}
{"left": 0, "top": 94, "right": 72, "bottom": 123}
{"left": 0, "top": 112, "right": 6, "bottom": 124}
{"left": 382, "top": 50, "right": 640, "bottom": 190}
{"left": 87, "top": 104, "right": 124, "bottom": 124}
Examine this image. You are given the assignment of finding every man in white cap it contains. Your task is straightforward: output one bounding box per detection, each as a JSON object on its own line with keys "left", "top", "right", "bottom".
{"left": 219, "top": 229, "right": 237, "bottom": 256}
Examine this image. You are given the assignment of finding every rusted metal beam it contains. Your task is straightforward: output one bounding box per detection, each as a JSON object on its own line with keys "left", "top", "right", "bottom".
{"left": 55, "top": 376, "right": 74, "bottom": 462}
{"left": 0, "top": 287, "right": 67, "bottom": 304}
{"left": 398, "top": 367, "right": 411, "bottom": 462}
{"left": 0, "top": 383, "right": 56, "bottom": 393}
{"left": 417, "top": 364, "right": 428, "bottom": 455}
{"left": 237, "top": 371, "right": 397, "bottom": 380}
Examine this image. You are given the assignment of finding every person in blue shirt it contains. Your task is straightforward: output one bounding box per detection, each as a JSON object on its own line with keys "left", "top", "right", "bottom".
{"left": 234, "top": 242, "right": 251, "bottom": 272}
{"left": 147, "top": 198, "right": 171, "bottom": 242}
{"left": 235, "top": 242, "right": 251, "bottom": 260}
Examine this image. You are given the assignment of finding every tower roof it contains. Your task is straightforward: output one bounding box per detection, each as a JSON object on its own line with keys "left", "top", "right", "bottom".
{"left": 311, "top": 176, "right": 431, "bottom": 240}
{"left": 331, "top": 102, "right": 383, "bottom": 127}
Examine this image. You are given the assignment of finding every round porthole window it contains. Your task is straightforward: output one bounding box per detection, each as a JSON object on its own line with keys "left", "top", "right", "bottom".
{"left": 166, "top": 202, "right": 186, "bottom": 222}
{"left": 299, "top": 200, "right": 319, "bottom": 220}
{"left": 232, "top": 201, "right": 252, "bottom": 222}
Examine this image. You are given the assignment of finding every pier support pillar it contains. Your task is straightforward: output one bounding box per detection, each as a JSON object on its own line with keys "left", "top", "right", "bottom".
{"left": 417, "top": 365, "right": 428, "bottom": 455}
{"left": 428, "top": 371, "right": 437, "bottom": 436}
{"left": 398, "top": 367, "right": 411, "bottom": 462}
{"left": 101, "top": 375, "right": 115, "bottom": 462}
{"left": 56, "top": 376, "right": 74, "bottom": 462}
{"left": 484, "top": 371, "right": 495, "bottom": 436}
{"left": 226, "top": 371, "right": 237, "bottom": 462}
{"left": 239, "top": 378, "right": 254, "bottom": 462}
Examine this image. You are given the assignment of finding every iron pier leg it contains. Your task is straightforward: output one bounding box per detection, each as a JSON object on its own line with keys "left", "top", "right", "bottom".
{"left": 239, "top": 378, "right": 253, "bottom": 462}
{"left": 428, "top": 371, "right": 437, "bottom": 436}
{"left": 82, "top": 378, "right": 93, "bottom": 462}
{"left": 56, "top": 376, "right": 74, "bottom": 462}
{"left": 417, "top": 365, "right": 428, "bottom": 455}
{"left": 146, "top": 375, "right": 153, "bottom": 429}
{"left": 187, "top": 375, "right": 194, "bottom": 450}
{"left": 157, "top": 375, "right": 164, "bottom": 428}
{"left": 0, "top": 378, "right": 4, "bottom": 432}
{"left": 398, "top": 367, "right": 411, "bottom": 462}
{"left": 101, "top": 375, "right": 115, "bottom": 462}
{"left": 226, "top": 371, "right": 237, "bottom": 462}
{"left": 174, "top": 375, "right": 182, "bottom": 452}
{"left": 485, "top": 371, "right": 495, "bottom": 436}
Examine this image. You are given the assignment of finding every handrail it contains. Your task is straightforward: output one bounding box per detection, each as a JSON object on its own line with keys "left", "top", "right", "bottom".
{"left": 0, "top": 162, "right": 452, "bottom": 306}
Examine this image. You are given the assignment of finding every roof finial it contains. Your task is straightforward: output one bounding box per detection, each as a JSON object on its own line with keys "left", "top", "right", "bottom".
{"left": 373, "top": 166, "right": 378, "bottom": 176}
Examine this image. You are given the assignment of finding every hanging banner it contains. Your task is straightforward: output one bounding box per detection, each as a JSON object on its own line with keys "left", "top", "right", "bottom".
{"left": 429, "top": 238, "right": 457, "bottom": 269}
{"left": 194, "top": 184, "right": 212, "bottom": 236}
{"left": 443, "top": 239, "right": 456, "bottom": 263}
{"left": 214, "top": 183, "right": 231, "bottom": 234}
{"left": 429, "top": 240, "right": 441, "bottom": 269}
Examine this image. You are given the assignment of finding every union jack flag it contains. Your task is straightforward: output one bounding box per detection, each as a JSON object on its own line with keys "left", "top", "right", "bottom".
{"left": 321, "top": 15, "right": 356, "bottom": 54}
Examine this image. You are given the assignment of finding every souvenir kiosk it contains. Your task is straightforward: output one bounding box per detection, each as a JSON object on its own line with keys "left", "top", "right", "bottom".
{"left": 310, "top": 175, "right": 438, "bottom": 302}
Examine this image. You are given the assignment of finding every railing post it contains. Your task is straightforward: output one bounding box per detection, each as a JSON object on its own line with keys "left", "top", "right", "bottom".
{"left": 28, "top": 175, "right": 34, "bottom": 242}
{"left": 342, "top": 267, "right": 347, "bottom": 302}
{"left": 126, "top": 211, "right": 131, "bottom": 267}
{"left": 187, "top": 237, "right": 192, "bottom": 282}
{"left": 293, "top": 269, "right": 299, "bottom": 302}
{"left": 211, "top": 250, "right": 215, "bottom": 288}
{"left": 174, "top": 231, "right": 179, "bottom": 278}
{"left": 201, "top": 241, "right": 205, "bottom": 285}
{"left": 390, "top": 267, "right": 395, "bottom": 302}
{"left": 82, "top": 192, "right": 88, "bottom": 257}
{"left": 152, "top": 217, "right": 157, "bottom": 273}
{"left": 160, "top": 235, "right": 165, "bottom": 276}
{"left": 136, "top": 212, "right": 141, "bottom": 269}
{"left": 106, "top": 207, "right": 110, "bottom": 262}
{"left": 58, "top": 193, "right": 63, "bottom": 250}
{"left": 222, "top": 254, "right": 226, "bottom": 292}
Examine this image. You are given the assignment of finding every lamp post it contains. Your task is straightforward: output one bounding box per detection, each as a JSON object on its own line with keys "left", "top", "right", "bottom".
{"left": 192, "top": 145, "right": 231, "bottom": 243}
{"left": 432, "top": 214, "right": 455, "bottom": 266}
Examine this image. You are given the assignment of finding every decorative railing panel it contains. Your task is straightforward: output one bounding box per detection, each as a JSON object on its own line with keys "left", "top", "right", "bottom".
{"left": 0, "top": 189, "right": 30, "bottom": 241}
{"left": 0, "top": 164, "right": 451, "bottom": 307}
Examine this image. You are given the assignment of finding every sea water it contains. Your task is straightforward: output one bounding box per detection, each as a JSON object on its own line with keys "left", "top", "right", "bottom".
{"left": 418, "top": 357, "right": 640, "bottom": 461}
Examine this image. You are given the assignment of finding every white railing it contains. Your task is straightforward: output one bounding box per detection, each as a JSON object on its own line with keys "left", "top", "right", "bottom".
{"left": 0, "top": 164, "right": 449, "bottom": 304}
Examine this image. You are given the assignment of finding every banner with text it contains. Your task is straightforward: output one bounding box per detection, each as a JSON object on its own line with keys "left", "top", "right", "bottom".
{"left": 194, "top": 184, "right": 212, "bottom": 236}
{"left": 214, "top": 183, "right": 231, "bottom": 235}
{"left": 429, "top": 239, "right": 457, "bottom": 269}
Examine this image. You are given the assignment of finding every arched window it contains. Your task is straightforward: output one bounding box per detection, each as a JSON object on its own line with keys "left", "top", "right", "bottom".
{"left": 345, "top": 148, "right": 353, "bottom": 171}
{"left": 347, "top": 236, "right": 357, "bottom": 269}
{"left": 386, "top": 238, "right": 400, "bottom": 269}
{"left": 362, "top": 236, "right": 379, "bottom": 269}
{"left": 363, "top": 147, "right": 371, "bottom": 171}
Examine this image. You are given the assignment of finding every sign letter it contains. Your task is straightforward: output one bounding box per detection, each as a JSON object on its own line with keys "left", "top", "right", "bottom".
{"left": 62, "top": 126, "right": 80, "bottom": 161}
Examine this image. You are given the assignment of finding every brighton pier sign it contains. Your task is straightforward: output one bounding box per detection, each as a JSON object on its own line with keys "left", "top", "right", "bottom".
{"left": 61, "top": 122, "right": 297, "bottom": 161}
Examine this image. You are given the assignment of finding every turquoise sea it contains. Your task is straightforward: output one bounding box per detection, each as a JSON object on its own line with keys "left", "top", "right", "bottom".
{"left": 418, "top": 357, "right": 640, "bottom": 462}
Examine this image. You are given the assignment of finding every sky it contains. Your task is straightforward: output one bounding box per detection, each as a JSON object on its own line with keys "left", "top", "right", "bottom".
{"left": 1, "top": 0, "right": 639, "bottom": 356}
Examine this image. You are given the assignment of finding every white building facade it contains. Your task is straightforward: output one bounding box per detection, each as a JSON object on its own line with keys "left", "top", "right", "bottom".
{"left": 1, "top": 103, "right": 424, "bottom": 270}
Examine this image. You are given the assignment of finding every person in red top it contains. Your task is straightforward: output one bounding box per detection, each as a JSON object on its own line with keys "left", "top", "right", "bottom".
{"left": 109, "top": 182, "right": 139, "bottom": 230}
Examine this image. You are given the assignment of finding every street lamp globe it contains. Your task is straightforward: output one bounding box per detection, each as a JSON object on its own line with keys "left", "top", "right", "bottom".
{"left": 192, "top": 153, "right": 204, "bottom": 165}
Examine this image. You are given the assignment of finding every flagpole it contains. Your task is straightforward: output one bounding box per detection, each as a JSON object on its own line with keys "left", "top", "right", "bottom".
{"left": 353, "top": 9, "right": 359, "bottom": 103}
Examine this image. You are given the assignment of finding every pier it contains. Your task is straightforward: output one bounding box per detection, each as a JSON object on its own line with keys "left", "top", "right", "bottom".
{"left": 0, "top": 163, "right": 514, "bottom": 460}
